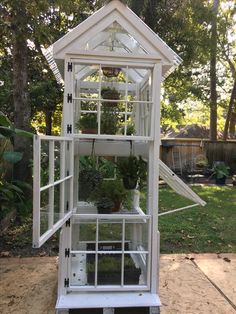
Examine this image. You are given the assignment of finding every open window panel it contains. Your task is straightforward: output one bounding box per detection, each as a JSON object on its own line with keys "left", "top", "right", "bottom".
{"left": 159, "top": 160, "right": 206, "bottom": 216}
{"left": 33, "top": 135, "right": 74, "bottom": 248}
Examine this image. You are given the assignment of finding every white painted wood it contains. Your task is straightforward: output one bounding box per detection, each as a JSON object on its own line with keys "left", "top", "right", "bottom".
{"left": 52, "top": 0, "right": 181, "bottom": 69}
{"left": 159, "top": 159, "right": 206, "bottom": 206}
{"left": 68, "top": 51, "right": 160, "bottom": 65}
{"left": 104, "top": 308, "right": 114, "bottom": 314}
{"left": 33, "top": 136, "right": 74, "bottom": 248}
{"left": 149, "top": 63, "right": 162, "bottom": 295}
{"left": 33, "top": 135, "right": 41, "bottom": 248}
{"left": 48, "top": 141, "right": 55, "bottom": 229}
{"left": 56, "top": 292, "right": 161, "bottom": 309}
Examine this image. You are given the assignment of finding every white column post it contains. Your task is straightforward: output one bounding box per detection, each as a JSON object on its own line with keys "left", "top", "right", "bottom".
{"left": 149, "top": 63, "right": 162, "bottom": 294}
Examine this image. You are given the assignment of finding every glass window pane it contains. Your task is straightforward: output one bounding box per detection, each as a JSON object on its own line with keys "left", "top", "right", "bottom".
{"left": 54, "top": 184, "right": 61, "bottom": 224}
{"left": 98, "top": 221, "right": 122, "bottom": 242}
{"left": 71, "top": 253, "right": 95, "bottom": 286}
{"left": 74, "top": 64, "right": 100, "bottom": 98}
{"left": 74, "top": 101, "right": 98, "bottom": 135}
{"left": 40, "top": 140, "right": 49, "bottom": 187}
{"left": 124, "top": 253, "right": 145, "bottom": 286}
{"left": 97, "top": 254, "right": 122, "bottom": 285}
{"left": 83, "top": 22, "right": 148, "bottom": 55}
{"left": 54, "top": 141, "right": 61, "bottom": 181}
{"left": 125, "top": 220, "right": 149, "bottom": 251}
{"left": 71, "top": 220, "right": 97, "bottom": 251}
{"left": 40, "top": 189, "right": 49, "bottom": 236}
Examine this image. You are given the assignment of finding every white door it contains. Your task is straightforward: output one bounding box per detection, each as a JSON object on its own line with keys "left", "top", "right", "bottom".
{"left": 33, "top": 135, "right": 74, "bottom": 248}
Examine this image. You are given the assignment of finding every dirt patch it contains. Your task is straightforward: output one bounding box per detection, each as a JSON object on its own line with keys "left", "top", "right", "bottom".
{"left": 0, "top": 217, "right": 59, "bottom": 257}
{"left": 0, "top": 255, "right": 236, "bottom": 314}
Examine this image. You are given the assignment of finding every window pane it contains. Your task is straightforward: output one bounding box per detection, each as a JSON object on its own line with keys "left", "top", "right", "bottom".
{"left": 40, "top": 140, "right": 49, "bottom": 187}
{"left": 71, "top": 253, "right": 95, "bottom": 286}
{"left": 71, "top": 220, "right": 97, "bottom": 251}
{"left": 97, "top": 254, "right": 122, "bottom": 285}
{"left": 40, "top": 189, "right": 49, "bottom": 236}
{"left": 98, "top": 221, "right": 122, "bottom": 242}
{"left": 124, "top": 253, "right": 145, "bottom": 286}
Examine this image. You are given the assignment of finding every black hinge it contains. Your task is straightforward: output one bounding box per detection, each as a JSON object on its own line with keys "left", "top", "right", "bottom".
{"left": 64, "top": 278, "right": 69, "bottom": 287}
{"left": 66, "top": 219, "right": 70, "bottom": 227}
{"left": 68, "top": 62, "right": 72, "bottom": 72}
{"left": 66, "top": 200, "right": 69, "bottom": 211}
{"left": 67, "top": 124, "right": 72, "bottom": 134}
{"left": 67, "top": 93, "right": 72, "bottom": 103}
{"left": 65, "top": 248, "right": 70, "bottom": 258}
{"left": 67, "top": 170, "right": 70, "bottom": 176}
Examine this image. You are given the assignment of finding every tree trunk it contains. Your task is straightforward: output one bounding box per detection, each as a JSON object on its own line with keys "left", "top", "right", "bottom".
{"left": 209, "top": 0, "right": 219, "bottom": 141}
{"left": 223, "top": 78, "right": 236, "bottom": 140}
{"left": 229, "top": 110, "right": 236, "bottom": 138}
{"left": 12, "top": 27, "right": 32, "bottom": 183}
{"left": 45, "top": 110, "right": 52, "bottom": 135}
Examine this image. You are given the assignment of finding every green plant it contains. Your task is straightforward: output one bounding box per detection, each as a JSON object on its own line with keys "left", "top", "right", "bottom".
{"left": 96, "top": 197, "right": 113, "bottom": 214}
{"left": 87, "top": 255, "right": 138, "bottom": 272}
{"left": 101, "top": 87, "right": 120, "bottom": 100}
{"left": 91, "top": 179, "right": 127, "bottom": 212}
{"left": 101, "top": 87, "right": 120, "bottom": 135}
{"left": 0, "top": 112, "right": 33, "bottom": 219}
{"left": 211, "top": 162, "right": 230, "bottom": 179}
{"left": 116, "top": 156, "right": 147, "bottom": 190}
{"left": 79, "top": 168, "right": 103, "bottom": 201}
{"left": 76, "top": 113, "right": 97, "bottom": 132}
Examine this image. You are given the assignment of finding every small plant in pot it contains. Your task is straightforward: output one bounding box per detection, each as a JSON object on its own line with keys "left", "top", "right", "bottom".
{"left": 101, "top": 87, "right": 120, "bottom": 135}
{"left": 116, "top": 156, "right": 147, "bottom": 190}
{"left": 96, "top": 197, "right": 113, "bottom": 214}
{"left": 211, "top": 162, "right": 230, "bottom": 185}
{"left": 92, "top": 179, "right": 127, "bottom": 212}
{"left": 75, "top": 113, "right": 97, "bottom": 134}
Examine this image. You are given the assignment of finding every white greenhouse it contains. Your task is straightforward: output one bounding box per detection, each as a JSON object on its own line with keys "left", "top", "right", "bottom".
{"left": 32, "top": 1, "right": 206, "bottom": 313}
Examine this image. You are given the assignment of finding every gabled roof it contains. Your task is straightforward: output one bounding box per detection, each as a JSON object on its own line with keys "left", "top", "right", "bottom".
{"left": 51, "top": 0, "right": 181, "bottom": 79}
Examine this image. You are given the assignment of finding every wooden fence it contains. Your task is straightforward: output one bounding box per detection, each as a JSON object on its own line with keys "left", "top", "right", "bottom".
{"left": 161, "top": 138, "right": 236, "bottom": 175}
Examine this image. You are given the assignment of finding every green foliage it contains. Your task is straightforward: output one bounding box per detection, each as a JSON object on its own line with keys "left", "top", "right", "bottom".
{"left": 116, "top": 156, "right": 147, "bottom": 190}
{"left": 91, "top": 179, "right": 127, "bottom": 206}
{"left": 0, "top": 112, "right": 32, "bottom": 219}
{"left": 211, "top": 162, "right": 230, "bottom": 179}
{"left": 87, "top": 255, "right": 137, "bottom": 272}
{"left": 159, "top": 185, "right": 236, "bottom": 253}
{"left": 76, "top": 113, "right": 97, "bottom": 131}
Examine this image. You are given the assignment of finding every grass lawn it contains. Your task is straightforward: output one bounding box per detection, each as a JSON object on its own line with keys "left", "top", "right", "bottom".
{"left": 158, "top": 185, "right": 236, "bottom": 253}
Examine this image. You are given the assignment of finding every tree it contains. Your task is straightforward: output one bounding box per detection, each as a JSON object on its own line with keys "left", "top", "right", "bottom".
{"left": 209, "top": 0, "right": 220, "bottom": 141}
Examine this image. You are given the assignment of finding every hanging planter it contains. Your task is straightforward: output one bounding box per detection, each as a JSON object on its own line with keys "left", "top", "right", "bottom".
{"left": 102, "top": 67, "right": 121, "bottom": 78}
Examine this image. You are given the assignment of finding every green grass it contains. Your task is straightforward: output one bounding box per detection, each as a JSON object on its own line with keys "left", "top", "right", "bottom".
{"left": 159, "top": 185, "right": 236, "bottom": 253}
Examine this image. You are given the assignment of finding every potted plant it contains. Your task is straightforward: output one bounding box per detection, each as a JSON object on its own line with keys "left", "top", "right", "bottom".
{"left": 91, "top": 179, "right": 127, "bottom": 212}
{"left": 116, "top": 156, "right": 147, "bottom": 190}
{"left": 101, "top": 87, "right": 120, "bottom": 135}
{"left": 75, "top": 113, "right": 97, "bottom": 134}
{"left": 101, "top": 87, "right": 120, "bottom": 101}
{"left": 87, "top": 255, "right": 141, "bottom": 285}
{"left": 79, "top": 157, "right": 103, "bottom": 201}
{"left": 96, "top": 197, "right": 113, "bottom": 214}
{"left": 211, "top": 162, "right": 230, "bottom": 185}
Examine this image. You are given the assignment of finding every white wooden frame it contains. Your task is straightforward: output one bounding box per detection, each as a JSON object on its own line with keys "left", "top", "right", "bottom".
{"left": 69, "top": 59, "right": 154, "bottom": 139}
{"left": 33, "top": 135, "right": 74, "bottom": 248}
{"left": 68, "top": 214, "right": 152, "bottom": 292}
